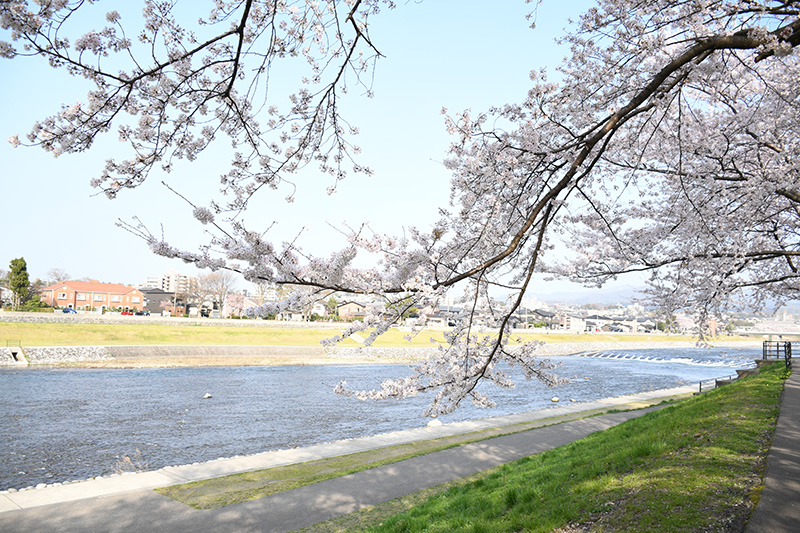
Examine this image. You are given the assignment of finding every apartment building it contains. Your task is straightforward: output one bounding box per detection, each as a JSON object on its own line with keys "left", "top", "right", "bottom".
{"left": 41, "top": 280, "right": 145, "bottom": 311}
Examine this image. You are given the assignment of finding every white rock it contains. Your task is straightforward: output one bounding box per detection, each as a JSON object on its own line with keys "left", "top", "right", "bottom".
{"left": 427, "top": 419, "right": 443, "bottom": 427}
{"left": 551, "top": 397, "right": 559, "bottom": 403}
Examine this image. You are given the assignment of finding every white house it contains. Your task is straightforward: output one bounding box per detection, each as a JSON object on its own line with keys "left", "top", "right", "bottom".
{"left": 556, "top": 313, "right": 587, "bottom": 333}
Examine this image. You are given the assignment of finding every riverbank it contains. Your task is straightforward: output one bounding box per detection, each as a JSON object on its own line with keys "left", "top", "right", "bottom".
{"left": 1, "top": 346, "right": 761, "bottom": 492}
{"left": 0, "top": 382, "right": 699, "bottom": 510}
{"left": 0, "top": 310, "right": 763, "bottom": 367}
{"left": 1, "top": 339, "right": 762, "bottom": 368}
{"left": 1, "top": 364, "right": 792, "bottom": 532}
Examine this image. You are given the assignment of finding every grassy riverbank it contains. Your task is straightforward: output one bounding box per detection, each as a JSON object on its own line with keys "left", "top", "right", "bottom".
{"left": 1, "top": 320, "right": 733, "bottom": 348}
{"left": 153, "top": 364, "right": 788, "bottom": 531}
{"left": 1, "top": 318, "right": 761, "bottom": 368}
{"left": 0, "top": 321, "right": 366, "bottom": 347}
{"left": 300, "top": 364, "right": 788, "bottom": 532}
{"left": 156, "top": 392, "right": 684, "bottom": 510}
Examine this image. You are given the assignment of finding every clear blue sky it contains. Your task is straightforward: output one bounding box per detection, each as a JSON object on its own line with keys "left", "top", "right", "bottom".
{"left": 0, "top": 1, "right": 639, "bottom": 300}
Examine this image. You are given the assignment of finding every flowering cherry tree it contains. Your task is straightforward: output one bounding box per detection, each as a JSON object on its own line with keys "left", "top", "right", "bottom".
{"left": 3, "top": 0, "right": 799, "bottom": 414}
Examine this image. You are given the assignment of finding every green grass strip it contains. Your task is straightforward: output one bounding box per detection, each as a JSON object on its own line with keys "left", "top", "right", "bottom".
{"left": 0, "top": 320, "right": 712, "bottom": 347}
{"left": 156, "top": 439, "right": 470, "bottom": 510}
{"left": 154, "top": 404, "right": 649, "bottom": 510}
{"left": 321, "top": 363, "right": 787, "bottom": 533}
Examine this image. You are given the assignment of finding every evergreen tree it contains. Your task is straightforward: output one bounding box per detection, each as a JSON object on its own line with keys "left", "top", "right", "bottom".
{"left": 8, "top": 257, "right": 30, "bottom": 310}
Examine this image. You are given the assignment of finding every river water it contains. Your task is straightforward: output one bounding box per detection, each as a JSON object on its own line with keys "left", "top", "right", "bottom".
{"left": 0, "top": 346, "right": 760, "bottom": 490}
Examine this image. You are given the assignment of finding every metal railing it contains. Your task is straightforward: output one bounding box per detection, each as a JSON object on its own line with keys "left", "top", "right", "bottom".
{"left": 699, "top": 343, "right": 792, "bottom": 394}
{"left": 763, "top": 340, "right": 792, "bottom": 369}
{"left": 698, "top": 374, "right": 738, "bottom": 394}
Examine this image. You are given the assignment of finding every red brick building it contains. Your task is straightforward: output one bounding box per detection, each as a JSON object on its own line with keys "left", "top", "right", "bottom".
{"left": 41, "top": 280, "right": 145, "bottom": 312}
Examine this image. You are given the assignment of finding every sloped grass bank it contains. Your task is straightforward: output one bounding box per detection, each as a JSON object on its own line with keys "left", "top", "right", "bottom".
{"left": 155, "top": 401, "right": 667, "bottom": 510}
{"left": 310, "top": 363, "right": 789, "bottom": 533}
{"left": 0, "top": 322, "right": 367, "bottom": 347}
{"left": 0, "top": 320, "right": 707, "bottom": 348}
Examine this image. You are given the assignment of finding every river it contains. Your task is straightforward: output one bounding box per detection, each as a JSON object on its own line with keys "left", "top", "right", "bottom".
{"left": 0, "top": 346, "right": 760, "bottom": 490}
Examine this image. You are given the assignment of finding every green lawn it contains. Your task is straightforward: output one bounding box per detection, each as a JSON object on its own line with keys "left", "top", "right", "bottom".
{"left": 0, "top": 322, "right": 378, "bottom": 347}
{"left": 0, "top": 320, "right": 715, "bottom": 347}
{"left": 304, "top": 363, "right": 789, "bottom": 532}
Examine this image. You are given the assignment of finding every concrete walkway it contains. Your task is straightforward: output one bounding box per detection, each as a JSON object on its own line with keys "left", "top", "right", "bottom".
{"left": 745, "top": 366, "right": 800, "bottom": 532}
{"left": 1, "top": 372, "right": 795, "bottom": 533}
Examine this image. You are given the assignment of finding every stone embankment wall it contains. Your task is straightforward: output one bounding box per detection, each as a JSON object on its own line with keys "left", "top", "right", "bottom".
{"left": 23, "top": 347, "right": 113, "bottom": 364}
{"left": 1, "top": 346, "right": 114, "bottom": 365}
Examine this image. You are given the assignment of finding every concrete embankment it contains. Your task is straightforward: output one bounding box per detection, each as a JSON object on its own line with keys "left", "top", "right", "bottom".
{"left": 0, "top": 347, "right": 27, "bottom": 365}
{"left": 0, "top": 346, "right": 114, "bottom": 365}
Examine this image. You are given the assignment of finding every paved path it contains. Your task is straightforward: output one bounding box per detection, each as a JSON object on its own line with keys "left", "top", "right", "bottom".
{"left": 0, "top": 386, "right": 694, "bottom": 532}
{"left": 745, "top": 366, "right": 800, "bottom": 532}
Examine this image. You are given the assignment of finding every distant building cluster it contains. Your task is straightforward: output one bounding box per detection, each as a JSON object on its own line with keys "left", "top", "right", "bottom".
{"left": 7, "top": 267, "right": 800, "bottom": 334}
